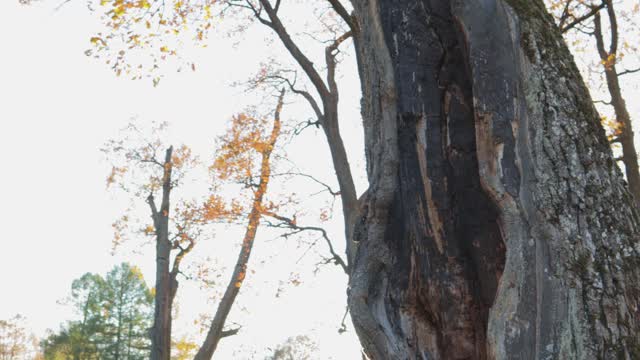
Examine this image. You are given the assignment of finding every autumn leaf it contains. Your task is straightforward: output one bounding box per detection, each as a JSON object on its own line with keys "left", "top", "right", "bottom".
{"left": 144, "top": 224, "right": 155, "bottom": 235}
{"left": 113, "top": 6, "right": 126, "bottom": 18}
{"left": 106, "top": 166, "right": 127, "bottom": 188}
{"left": 90, "top": 37, "right": 106, "bottom": 46}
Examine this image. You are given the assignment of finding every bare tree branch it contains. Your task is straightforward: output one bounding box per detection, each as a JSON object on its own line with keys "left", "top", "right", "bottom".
{"left": 593, "top": 99, "right": 612, "bottom": 105}
{"left": 604, "top": 0, "right": 618, "bottom": 55}
{"left": 326, "top": 31, "right": 352, "bottom": 97}
{"left": 147, "top": 193, "right": 160, "bottom": 227}
{"left": 561, "top": 1, "right": 606, "bottom": 33}
{"left": 263, "top": 211, "right": 348, "bottom": 274}
{"left": 326, "top": 0, "right": 356, "bottom": 33}
{"left": 557, "top": 0, "right": 574, "bottom": 30}
{"left": 171, "top": 238, "right": 195, "bottom": 278}
{"left": 593, "top": 9, "right": 609, "bottom": 60}
{"left": 220, "top": 327, "right": 241, "bottom": 338}
{"left": 258, "top": 0, "right": 331, "bottom": 99}
{"left": 618, "top": 67, "right": 640, "bottom": 76}
{"left": 263, "top": 73, "right": 325, "bottom": 123}
{"left": 284, "top": 172, "right": 340, "bottom": 196}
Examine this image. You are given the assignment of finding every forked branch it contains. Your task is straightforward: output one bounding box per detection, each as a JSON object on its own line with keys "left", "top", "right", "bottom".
{"left": 264, "top": 211, "right": 348, "bottom": 274}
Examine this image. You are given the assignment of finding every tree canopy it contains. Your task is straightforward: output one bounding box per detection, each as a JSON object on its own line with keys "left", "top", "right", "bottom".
{"left": 42, "top": 263, "right": 153, "bottom": 360}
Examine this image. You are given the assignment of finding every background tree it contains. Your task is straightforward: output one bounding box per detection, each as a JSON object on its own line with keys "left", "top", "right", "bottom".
{"left": 547, "top": 0, "right": 640, "bottom": 206}
{"left": 42, "top": 263, "right": 153, "bottom": 360}
{"left": 0, "top": 315, "right": 39, "bottom": 360}
{"left": 265, "top": 335, "right": 318, "bottom": 360}
{"left": 62, "top": 273, "right": 107, "bottom": 359}
{"left": 101, "top": 263, "right": 153, "bottom": 360}
{"left": 194, "top": 90, "right": 286, "bottom": 359}
{"left": 42, "top": 326, "right": 96, "bottom": 360}
{"left": 103, "top": 121, "right": 213, "bottom": 360}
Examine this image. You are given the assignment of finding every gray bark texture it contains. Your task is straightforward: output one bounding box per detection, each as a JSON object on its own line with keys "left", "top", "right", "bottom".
{"left": 150, "top": 147, "right": 173, "bottom": 360}
{"left": 346, "top": 0, "right": 640, "bottom": 359}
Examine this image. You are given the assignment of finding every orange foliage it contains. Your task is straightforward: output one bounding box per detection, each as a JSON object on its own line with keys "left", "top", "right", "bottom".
{"left": 212, "top": 113, "right": 272, "bottom": 181}
{"left": 103, "top": 109, "right": 291, "bottom": 270}
{"left": 111, "top": 214, "right": 130, "bottom": 252}
{"left": 601, "top": 115, "right": 625, "bottom": 142}
{"left": 106, "top": 166, "right": 127, "bottom": 188}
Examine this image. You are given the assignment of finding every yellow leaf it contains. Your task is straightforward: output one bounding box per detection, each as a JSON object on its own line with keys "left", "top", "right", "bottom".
{"left": 90, "top": 36, "right": 105, "bottom": 46}
{"left": 144, "top": 225, "right": 155, "bottom": 234}
{"left": 160, "top": 45, "right": 169, "bottom": 53}
{"left": 114, "top": 6, "right": 126, "bottom": 17}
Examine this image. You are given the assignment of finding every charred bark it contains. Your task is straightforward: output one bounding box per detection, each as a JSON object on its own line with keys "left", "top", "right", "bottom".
{"left": 348, "top": 0, "right": 640, "bottom": 359}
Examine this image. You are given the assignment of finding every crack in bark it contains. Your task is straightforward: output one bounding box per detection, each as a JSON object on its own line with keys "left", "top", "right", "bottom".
{"left": 349, "top": 0, "right": 640, "bottom": 358}
{"left": 350, "top": 1, "right": 508, "bottom": 358}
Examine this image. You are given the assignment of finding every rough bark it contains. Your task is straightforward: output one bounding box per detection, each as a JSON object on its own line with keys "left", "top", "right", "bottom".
{"left": 347, "top": 0, "right": 640, "bottom": 359}
{"left": 194, "top": 91, "right": 284, "bottom": 360}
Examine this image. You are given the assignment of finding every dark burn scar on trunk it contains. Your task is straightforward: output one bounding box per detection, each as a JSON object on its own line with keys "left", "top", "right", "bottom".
{"left": 373, "top": 1, "right": 507, "bottom": 358}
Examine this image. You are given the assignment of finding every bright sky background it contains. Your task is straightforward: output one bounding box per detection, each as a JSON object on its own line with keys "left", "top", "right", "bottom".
{"left": 0, "top": 0, "right": 367, "bottom": 358}
{"left": 1, "top": 0, "right": 639, "bottom": 359}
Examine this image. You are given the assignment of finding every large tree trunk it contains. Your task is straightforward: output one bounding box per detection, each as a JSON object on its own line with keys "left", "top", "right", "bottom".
{"left": 347, "top": 0, "right": 640, "bottom": 358}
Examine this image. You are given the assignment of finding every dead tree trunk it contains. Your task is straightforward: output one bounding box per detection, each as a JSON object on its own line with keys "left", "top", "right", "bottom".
{"left": 347, "top": 0, "right": 640, "bottom": 359}
{"left": 149, "top": 147, "right": 173, "bottom": 360}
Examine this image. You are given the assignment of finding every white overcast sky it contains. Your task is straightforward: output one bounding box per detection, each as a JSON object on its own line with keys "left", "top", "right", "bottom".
{"left": 1, "top": 0, "right": 639, "bottom": 359}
